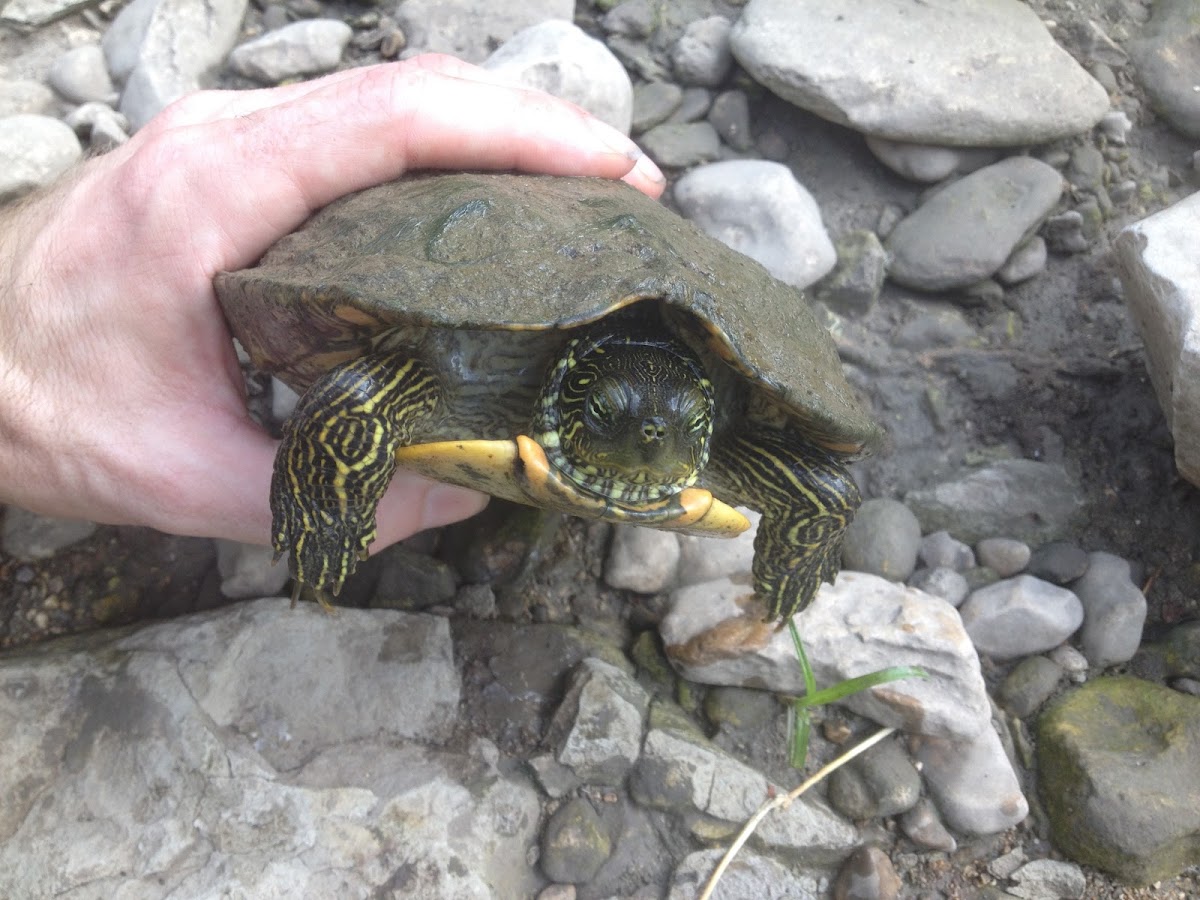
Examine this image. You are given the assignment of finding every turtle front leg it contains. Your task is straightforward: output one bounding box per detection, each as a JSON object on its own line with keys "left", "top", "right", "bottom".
{"left": 270, "top": 351, "right": 441, "bottom": 609}
{"left": 711, "top": 428, "right": 861, "bottom": 621}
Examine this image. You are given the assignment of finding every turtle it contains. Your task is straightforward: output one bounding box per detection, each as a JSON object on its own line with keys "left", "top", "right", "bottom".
{"left": 215, "top": 172, "right": 882, "bottom": 621}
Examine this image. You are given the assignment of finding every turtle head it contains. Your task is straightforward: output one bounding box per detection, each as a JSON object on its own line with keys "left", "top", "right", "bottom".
{"left": 535, "top": 330, "right": 715, "bottom": 505}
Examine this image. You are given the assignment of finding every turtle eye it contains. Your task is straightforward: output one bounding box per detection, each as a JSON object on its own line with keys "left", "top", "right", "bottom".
{"left": 584, "top": 380, "right": 627, "bottom": 431}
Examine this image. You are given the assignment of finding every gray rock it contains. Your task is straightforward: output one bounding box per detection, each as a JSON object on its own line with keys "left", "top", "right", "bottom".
{"left": 527, "top": 753, "right": 582, "bottom": 799}
{"left": 548, "top": 658, "right": 649, "bottom": 784}
{"left": 918, "top": 530, "right": 976, "bottom": 571}
{"left": 1, "top": 506, "right": 96, "bottom": 560}
{"left": 675, "top": 510, "right": 759, "bottom": 587}
{"left": 214, "top": 539, "right": 290, "bottom": 598}
{"left": 668, "top": 848, "right": 827, "bottom": 900}
{"left": 65, "top": 101, "right": 131, "bottom": 150}
{"left": 827, "top": 737, "right": 921, "bottom": 820}
{"left": 832, "top": 846, "right": 902, "bottom": 900}
{"left": 996, "top": 236, "right": 1048, "bottom": 286}
{"left": 959, "top": 575, "right": 1084, "bottom": 660}
{"left": 840, "top": 498, "right": 923, "bottom": 582}
{"left": 632, "top": 80, "right": 683, "bottom": 132}
{"left": 0, "top": 79, "right": 54, "bottom": 117}
{"left": 730, "top": 0, "right": 1109, "bottom": 147}
{"left": 670, "top": 86, "right": 713, "bottom": 124}
{"left": 395, "top": 0, "right": 572, "bottom": 64}
{"left": 865, "top": 135, "right": 1000, "bottom": 184}
{"left": 1043, "top": 210, "right": 1091, "bottom": 254}
{"left": 813, "top": 229, "right": 887, "bottom": 316}
{"left": 1114, "top": 189, "right": 1200, "bottom": 488}
{"left": 371, "top": 544, "right": 458, "bottom": 610}
{"left": 674, "top": 159, "right": 836, "bottom": 288}
{"left": 708, "top": 89, "right": 753, "bottom": 151}
{"left": 1099, "top": 110, "right": 1133, "bottom": 145}
{"left": 605, "top": 525, "right": 680, "bottom": 594}
{"left": 0, "top": 113, "right": 83, "bottom": 201}
{"left": 0, "top": 0, "right": 93, "bottom": 26}
{"left": 1039, "top": 676, "right": 1200, "bottom": 884}
{"left": 1128, "top": 0, "right": 1200, "bottom": 140}
{"left": 103, "top": 0, "right": 249, "bottom": 128}
{"left": 899, "top": 798, "right": 957, "bottom": 852}
{"left": 540, "top": 797, "right": 614, "bottom": 884}
{"left": 975, "top": 537, "right": 1031, "bottom": 577}
{"left": 1009, "top": 859, "right": 1087, "bottom": 900}
{"left": 662, "top": 572, "right": 992, "bottom": 741}
{"left": 904, "top": 459, "right": 1086, "bottom": 545}
{"left": 48, "top": 44, "right": 117, "bottom": 104}
{"left": 0, "top": 601, "right": 543, "bottom": 898}
{"left": 997, "top": 655, "right": 1063, "bottom": 718}
{"left": 484, "top": 20, "right": 633, "bottom": 135}
{"left": 671, "top": 15, "right": 733, "bottom": 87}
{"left": 1071, "top": 551, "right": 1147, "bottom": 668}
{"left": 227, "top": 19, "right": 352, "bottom": 83}
{"left": 639, "top": 120, "right": 721, "bottom": 168}
{"left": 912, "top": 724, "right": 1029, "bottom": 835}
{"left": 271, "top": 375, "right": 301, "bottom": 421}
{"left": 885, "top": 157, "right": 1064, "bottom": 291}
{"left": 891, "top": 307, "right": 976, "bottom": 351}
{"left": 1067, "top": 144, "right": 1106, "bottom": 192}
{"left": 1025, "top": 541, "right": 1089, "bottom": 585}
{"left": 907, "top": 567, "right": 969, "bottom": 607}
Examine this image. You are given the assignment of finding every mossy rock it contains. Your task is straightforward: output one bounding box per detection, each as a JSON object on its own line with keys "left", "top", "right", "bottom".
{"left": 1037, "top": 675, "right": 1200, "bottom": 884}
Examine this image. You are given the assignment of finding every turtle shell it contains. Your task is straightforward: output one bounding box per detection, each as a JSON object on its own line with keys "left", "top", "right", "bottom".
{"left": 217, "top": 173, "right": 880, "bottom": 455}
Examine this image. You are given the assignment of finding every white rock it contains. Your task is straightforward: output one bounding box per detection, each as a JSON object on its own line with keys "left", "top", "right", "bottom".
{"left": 1, "top": 506, "right": 96, "bottom": 560}
{"left": 674, "top": 160, "right": 836, "bottom": 288}
{"left": 675, "top": 511, "right": 759, "bottom": 587}
{"left": 1114, "top": 190, "right": 1200, "bottom": 488}
{"left": 960, "top": 575, "right": 1084, "bottom": 660}
{"left": 395, "top": 0, "right": 573, "bottom": 64}
{"left": 0, "top": 79, "right": 55, "bottom": 117}
{"left": 661, "top": 572, "right": 992, "bottom": 740}
{"left": 669, "top": 848, "right": 829, "bottom": 900}
{"left": 228, "top": 20, "right": 352, "bottom": 83}
{"left": 48, "top": 45, "right": 117, "bottom": 104}
{"left": 912, "top": 724, "right": 1029, "bottom": 835}
{"left": 0, "top": 114, "right": 83, "bottom": 201}
{"left": 215, "top": 539, "right": 291, "bottom": 598}
{"left": 670, "top": 16, "right": 733, "bottom": 88}
{"left": 484, "top": 20, "right": 633, "bottom": 135}
{"left": 605, "top": 525, "right": 680, "bottom": 593}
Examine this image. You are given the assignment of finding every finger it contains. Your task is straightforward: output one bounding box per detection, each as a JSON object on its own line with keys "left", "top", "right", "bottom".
{"left": 372, "top": 474, "right": 490, "bottom": 549}
{"left": 143, "top": 62, "right": 663, "bottom": 271}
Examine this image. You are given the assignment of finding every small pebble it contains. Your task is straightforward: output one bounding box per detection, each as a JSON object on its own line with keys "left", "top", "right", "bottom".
{"left": 632, "top": 80, "right": 683, "bottom": 132}
{"left": 975, "top": 537, "right": 1031, "bottom": 577}
{"left": 668, "top": 86, "right": 712, "bottom": 124}
{"left": 832, "top": 846, "right": 901, "bottom": 900}
{"left": 841, "top": 498, "right": 923, "bottom": 582}
{"left": 900, "top": 798, "right": 957, "bottom": 852}
{"left": 670, "top": 16, "right": 733, "bottom": 87}
{"left": 907, "top": 567, "right": 969, "bottom": 607}
{"left": 1048, "top": 643, "right": 1090, "bottom": 680}
{"left": 707, "top": 89, "right": 753, "bottom": 151}
{"left": 919, "top": 531, "right": 976, "bottom": 570}
{"left": 48, "top": 45, "right": 117, "bottom": 104}
{"left": 1025, "top": 541, "right": 1089, "bottom": 584}
{"left": 998, "top": 655, "right": 1063, "bottom": 717}
{"left": 1009, "top": 858, "right": 1087, "bottom": 900}
{"left": 605, "top": 526, "right": 680, "bottom": 593}
{"left": 1071, "top": 551, "right": 1146, "bottom": 668}
{"left": 959, "top": 575, "right": 1084, "bottom": 660}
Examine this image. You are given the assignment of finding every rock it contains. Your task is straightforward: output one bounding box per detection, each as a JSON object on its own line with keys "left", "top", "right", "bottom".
{"left": 918, "top": 530, "right": 976, "bottom": 571}
{"left": 0, "top": 79, "right": 55, "bottom": 117}
{"left": 0, "top": 601, "right": 543, "bottom": 898}
{"left": 668, "top": 848, "right": 828, "bottom": 900}
{"left": 371, "top": 544, "right": 458, "bottom": 610}
{"left": 484, "top": 20, "right": 633, "bottom": 135}
{"left": 997, "top": 655, "right": 1063, "bottom": 718}
{"left": 1127, "top": 0, "right": 1200, "bottom": 140}
{"left": 1038, "top": 676, "right": 1200, "bottom": 884}
{"left": 639, "top": 120, "right": 721, "bottom": 168}
{"left": 1, "top": 506, "right": 96, "bottom": 560}
{"left": 885, "top": 157, "right": 1064, "bottom": 292}
{"left": 891, "top": 307, "right": 976, "bottom": 351}
{"left": 907, "top": 567, "right": 969, "bottom": 607}
{"left": 0, "top": 0, "right": 92, "bottom": 26}
{"left": 1025, "top": 541, "right": 1089, "bottom": 585}
{"left": 904, "top": 459, "right": 1085, "bottom": 545}
{"left": 227, "top": 19, "right": 352, "bottom": 83}
{"left": 840, "top": 498, "right": 923, "bottom": 582}
{"left": 959, "top": 575, "right": 1084, "bottom": 660}
{"left": 675, "top": 511, "right": 759, "bottom": 587}
{"left": 632, "top": 80, "right": 682, "bottom": 132}
{"left": 103, "top": 0, "right": 249, "bottom": 128}
{"left": 671, "top": 16, "right": 733, "bottom": 87}
{"left": 214, "top": 539, "right": 290, "bottom": 598}
{"left": 663, "top": 572, "right": 992, "bottom": 741}
{"left": 64, "top": 102, "right": 131, "bottom": 150}
{"left": 996, "top": 236, "right": 1048, "bottom": 286}
{"left": 975, "top": 538, "right": 1031, "bottom": 577}
{"left": 832, "top": 846, "right": 901, "bottom": 900}
{"left": 540, "top": 797, "right": 614, "bottom": 884}
{"left": 865, "top": 135, "right": 1000, "bottom": 184}
{"left": 813, "top": 230, "right": 888, "bottom": 316}
{"left": 48, "top": 45, "right": 117, "bottom": 104}
{"left": 912, "top": 723, "right": 1029, "bottom": 835}
{"left": 547, "top": 658, "right": 649, "bottom": 784}
{"left": 1043, "top": 210, "right": 1090, "bottom": 255}
{"left": 827, "top": 737, "right": 921, "bottom": 820}
{"left": 1070, "top": 551, "right": 1147, "bottom": 668}
{"left": 394, "top": 0, "right": 572, "bottom": 64}
{"left": 900, "top": 798, "right": 957, "bottom": 853}
{"left": 708, "top": 89, "right": 753, "bottom": 152}
{"left": 730, "top": 0, "right": 1109, "bottom": 147}
{"left": 1008, "top": 859, "right": 1087, "bottom": 900}
{"left": 0, "top": 113, "right": 83, "bottom": 202}
{"left": 670, "top": 86, "right": 713, "bottom": 124}
{"left": 674, "top": 160, "right": 836, "bottom": 288}
{"left": 605, "top": 525, "right": 681, "bottom": 594}
{"left": 1099, "top": 110, "right": 1133, "bottom": 146}
{"left": 1114, "top": 190, "right": 1200, "bottom": 488}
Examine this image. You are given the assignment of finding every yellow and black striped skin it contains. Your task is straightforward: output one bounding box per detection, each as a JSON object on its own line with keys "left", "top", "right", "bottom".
{"left": 711, "top": 428, "right": 861, "bottom": 621}
{"left": 270, "top": 351, "right": 440, "bottom": 606}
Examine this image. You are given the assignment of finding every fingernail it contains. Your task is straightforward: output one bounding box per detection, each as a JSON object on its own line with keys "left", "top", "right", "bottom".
{"left": 586, "top": 115, "right": 643, "bottom": 160}
{"left": 631, "top": 151, "right": 665, "bottom": 186}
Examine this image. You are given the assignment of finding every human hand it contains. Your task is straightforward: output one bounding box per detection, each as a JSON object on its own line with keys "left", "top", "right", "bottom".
{"left": 0, "top": 54, "right": 665, "bottom": 551}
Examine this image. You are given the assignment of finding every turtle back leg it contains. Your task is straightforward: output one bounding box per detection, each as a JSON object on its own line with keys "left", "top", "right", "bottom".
{"left": 271, "top": 350, "right": 440, "bottom": 607}
{"left": 709, "top": 427, "right": 861, "bottom": 620}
